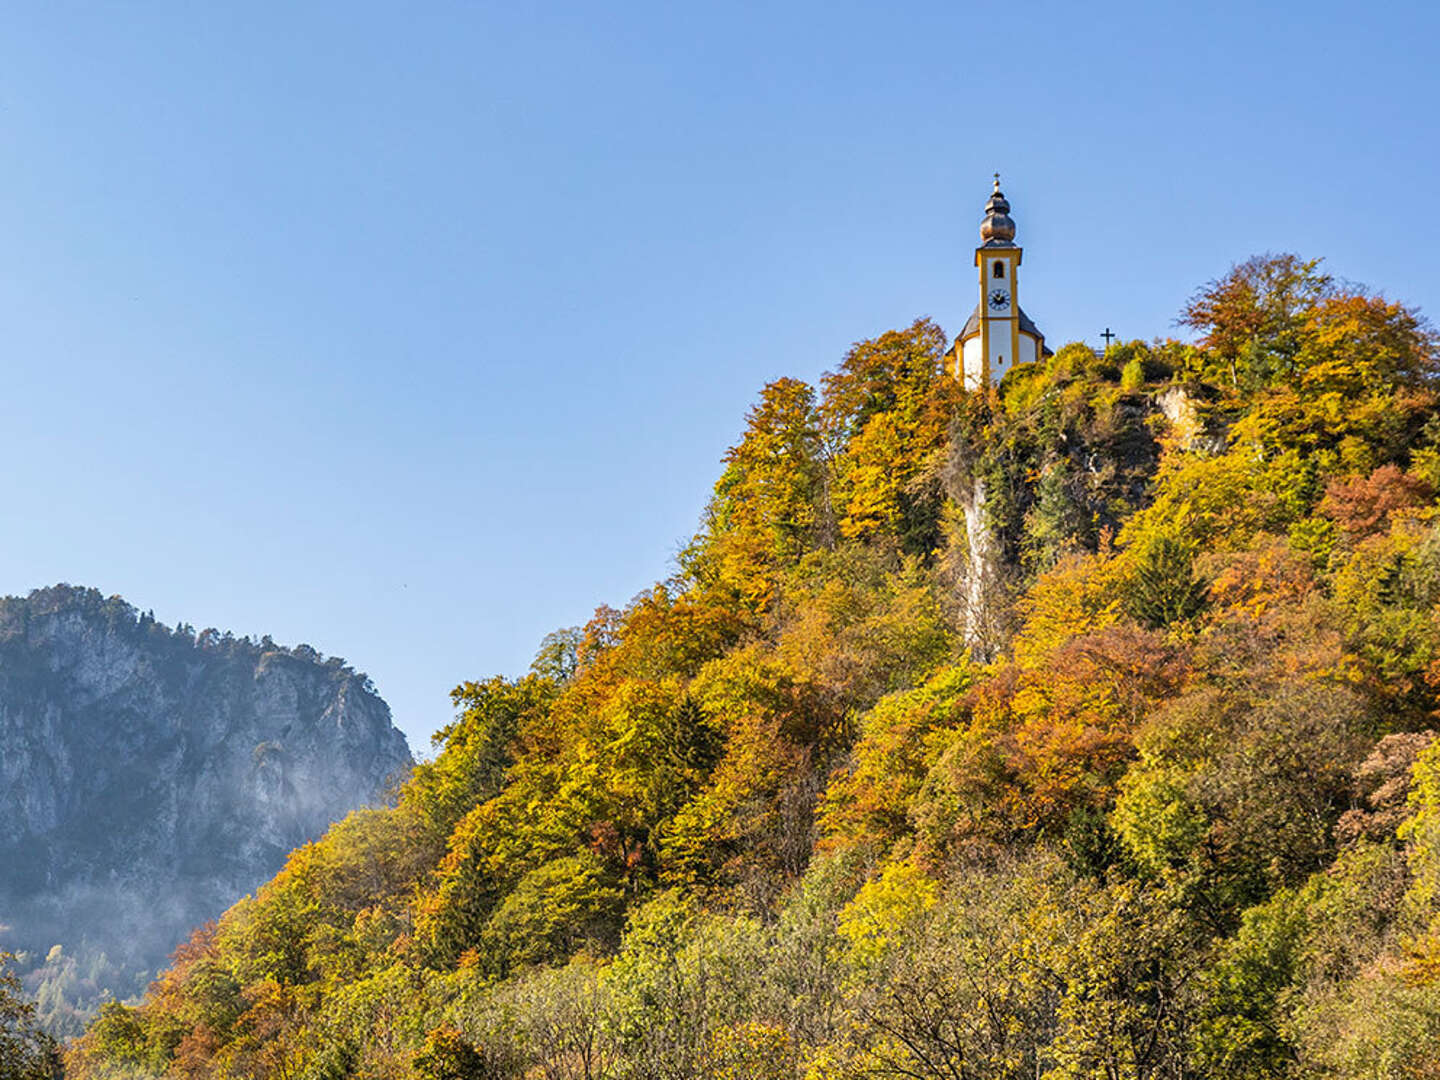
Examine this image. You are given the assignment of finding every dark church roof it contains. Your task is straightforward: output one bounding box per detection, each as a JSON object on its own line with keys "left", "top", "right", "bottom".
{"left": 956, "top": 303, "right": 1051, "bottom": 356}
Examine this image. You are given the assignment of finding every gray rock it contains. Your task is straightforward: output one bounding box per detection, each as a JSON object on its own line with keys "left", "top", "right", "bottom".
{"left": 0, "top": 584, "right": 412, "bottom": 1030}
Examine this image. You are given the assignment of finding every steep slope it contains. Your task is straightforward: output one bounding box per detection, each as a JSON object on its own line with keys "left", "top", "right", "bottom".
{"left": 0, "top": 585, "right": 412, "bottom": 1033}
{"left": 64, "top": 256, "right": 1440, "bottom": 1080}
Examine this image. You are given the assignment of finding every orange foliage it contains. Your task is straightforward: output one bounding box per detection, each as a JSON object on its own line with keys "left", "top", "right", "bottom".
{"left": 1321, "top": 464, "right": 1433, "bottom": 541}
{"left": 916, "top": 625, "right": 1187, "bottom": 863}
{"left": 1205, "top": 536, "right": 1317, "bottom": 621}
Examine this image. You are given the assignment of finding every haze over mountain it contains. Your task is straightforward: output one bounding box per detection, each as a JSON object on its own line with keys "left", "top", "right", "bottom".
{"left": 0, "top": 585, "right": 412, "bottom": 1034}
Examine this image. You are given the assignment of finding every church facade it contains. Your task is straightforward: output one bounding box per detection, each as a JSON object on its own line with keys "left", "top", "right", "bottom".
{"left": 947, "top": 176, "right": 1050, "bottom": 389}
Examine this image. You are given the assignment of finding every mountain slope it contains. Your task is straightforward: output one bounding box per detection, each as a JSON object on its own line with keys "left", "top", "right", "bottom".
{"left": 0, "top": 585, "right": 412, "bottom": 1034}
{"left": 64, "top": 255, "right": 1440, "bottom": 1080}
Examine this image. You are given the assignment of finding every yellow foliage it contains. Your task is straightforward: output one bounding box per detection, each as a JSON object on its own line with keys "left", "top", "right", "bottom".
{"left": 707, "top": 1020, "right": 797, "bottom": 1080}
{"left": 1011, "top": 548, "right": 1125, "bottom": 666}
{"left": 836, "top": 861, "right": 938, "bottom": 971}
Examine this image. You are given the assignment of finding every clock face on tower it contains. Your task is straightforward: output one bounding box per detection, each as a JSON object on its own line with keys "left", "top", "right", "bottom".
{"left": 988, "top": 288, "right": 1010, "bottom": 310}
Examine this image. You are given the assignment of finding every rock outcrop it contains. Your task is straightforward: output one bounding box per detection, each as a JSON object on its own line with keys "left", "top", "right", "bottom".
{"left": 944, "top": 370, "right": 1211, "bottom": 659}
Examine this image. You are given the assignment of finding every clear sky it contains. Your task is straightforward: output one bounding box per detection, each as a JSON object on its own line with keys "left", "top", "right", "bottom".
{"left": 0, "top": 2, "right": 1435, "bottom": 754}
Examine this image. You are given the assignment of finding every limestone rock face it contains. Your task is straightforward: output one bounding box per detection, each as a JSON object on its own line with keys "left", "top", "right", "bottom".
{"left": 942, "top": 377, "right": 1201, "bottom": 659}
{"left": 0, "top": 585, "right": 412, "bottom": 1027}
{"left": 1154, "top": 385, "right": 1226, "bottom": 454}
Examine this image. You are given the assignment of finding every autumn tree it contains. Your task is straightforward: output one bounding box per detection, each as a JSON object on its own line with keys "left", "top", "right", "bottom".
{"left": 694, "top": 377, "right": 829, "bottom": 610}
{"left": 821, "top": 318, "right": 960, "bottom": 553}
{"left": 1179, "top": 253, "right": 1335, "bottom": 390}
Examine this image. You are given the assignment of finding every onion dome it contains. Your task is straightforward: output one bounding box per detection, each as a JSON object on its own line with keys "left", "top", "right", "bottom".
{"left": 980, "top": 173, "right": 1016, "bottom": 246}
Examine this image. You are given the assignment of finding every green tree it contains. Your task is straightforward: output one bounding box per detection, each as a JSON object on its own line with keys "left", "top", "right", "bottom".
{"left": 1125, "top": 536, "right": 1207, "bottom": 629}
{"left": 0, "top": 954, "right": 61, "bottom": 1080}
{"left": 532, "top": 626, "right": 583, "bottom": 682}
{"left": 1046, "top": 882, "right": 1200, "bottom": 1080}
{"left": 406, "top": 674, "right": 560, "bottom": 839}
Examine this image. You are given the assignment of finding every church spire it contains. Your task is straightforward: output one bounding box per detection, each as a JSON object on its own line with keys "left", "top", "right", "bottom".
{"left": 980, "top": 174, "right": 1016, "bottom": 246}
{"left": 948, "top": 174, "right": 1047, "bottom": 389}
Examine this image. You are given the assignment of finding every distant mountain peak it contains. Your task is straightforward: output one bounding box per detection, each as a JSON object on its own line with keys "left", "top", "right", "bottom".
{"left": 0, "top": 584, "right": 413, "bottom": 1035}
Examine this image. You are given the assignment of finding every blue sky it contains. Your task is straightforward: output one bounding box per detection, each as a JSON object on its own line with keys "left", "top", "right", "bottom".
{"left": 0, "top": 2, "right": 1435, "bottom": 753}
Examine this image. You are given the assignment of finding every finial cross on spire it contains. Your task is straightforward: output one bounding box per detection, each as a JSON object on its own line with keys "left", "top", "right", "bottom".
{"left": 993, "top": 172, "right": 1001, "bottom": 191}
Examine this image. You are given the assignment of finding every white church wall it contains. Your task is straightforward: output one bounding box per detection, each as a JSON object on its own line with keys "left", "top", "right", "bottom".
{"left": 1018, "top": 334, "right": 1039, "bottom": 367}
{"left": 961, "top": 335, "right": 984, "bottom": 389}
{"left": 987, "top": 324, "right": 1011, "bottom": 381}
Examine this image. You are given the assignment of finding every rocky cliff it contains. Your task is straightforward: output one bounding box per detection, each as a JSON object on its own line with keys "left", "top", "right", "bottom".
{"left": 0, "top": 585, "right": 412, "bottom": 1031}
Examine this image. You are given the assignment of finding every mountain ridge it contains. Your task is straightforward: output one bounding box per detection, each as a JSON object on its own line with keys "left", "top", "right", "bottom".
{"left": 0, "top": 583, "right": 412, "bottom": 1035}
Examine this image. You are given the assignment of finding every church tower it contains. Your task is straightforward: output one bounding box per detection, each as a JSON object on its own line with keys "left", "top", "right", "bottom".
{"left": 949, "top": 176, "right": 1049, "bottom": 389}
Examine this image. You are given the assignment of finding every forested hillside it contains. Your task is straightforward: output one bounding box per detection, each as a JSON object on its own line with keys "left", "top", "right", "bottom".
{"left": 55, "top": 255, "right": 1440, "bottom": 1079}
